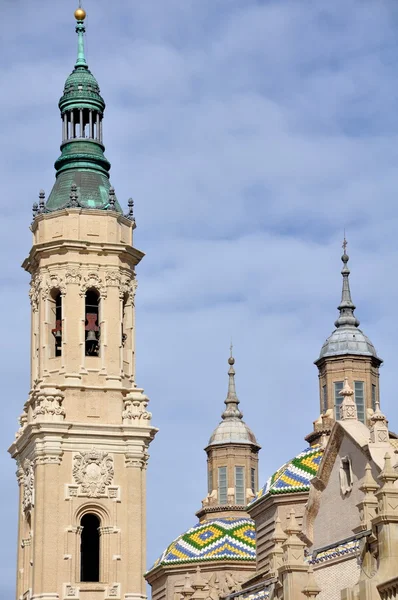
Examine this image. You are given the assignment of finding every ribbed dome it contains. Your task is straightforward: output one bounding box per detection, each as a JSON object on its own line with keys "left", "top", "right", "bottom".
{"left": 59, "top": 66, "right": 105, "bottom": 114}
{"left": 208, "top": 419, "right": 258, "bottom": 447}
{"left": 318, "top": 325, "right": 379, "bottom": 360}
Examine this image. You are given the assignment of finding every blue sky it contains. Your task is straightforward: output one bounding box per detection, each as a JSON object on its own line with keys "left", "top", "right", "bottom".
{"left": 1, "top": 0, "right": 398, "bottom": 595}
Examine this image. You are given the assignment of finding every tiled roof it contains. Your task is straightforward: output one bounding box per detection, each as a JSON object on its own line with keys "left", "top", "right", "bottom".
{"left": 236, "top": 588, "right": 271, "bottom": 600}
{"left": 308, "top": 538, "right": 360, "bottom": 565}
{"left": 251, "top": 446, "right": 324, "bottom": 505}
{"left": 148, "top": 517, "right": 256, "bottom": 571}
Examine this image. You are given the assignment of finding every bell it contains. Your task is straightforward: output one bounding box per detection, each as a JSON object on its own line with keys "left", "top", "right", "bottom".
{"left": 86, "top": 330, "right": 97, "bottom": 342}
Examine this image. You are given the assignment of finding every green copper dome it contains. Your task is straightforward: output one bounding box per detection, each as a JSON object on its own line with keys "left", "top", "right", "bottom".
{"left": 59, "top": 67, "right": 105, "bottom": 114}
{"left": 44, "top": 13, "right": 122, "bottom": 214}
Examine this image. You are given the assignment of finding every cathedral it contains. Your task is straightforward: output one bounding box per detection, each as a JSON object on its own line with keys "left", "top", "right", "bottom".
{"left": 9, "top": 8, "right": 398, "bottom": 600}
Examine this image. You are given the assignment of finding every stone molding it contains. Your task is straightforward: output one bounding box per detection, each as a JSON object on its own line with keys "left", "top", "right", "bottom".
{"left": 72, "top": 449, "right": 114, "bottom": 497}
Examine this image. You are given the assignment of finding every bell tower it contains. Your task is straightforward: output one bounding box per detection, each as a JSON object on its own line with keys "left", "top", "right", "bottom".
{"left": 9, "top": 8, "right": 157, "bottom": 600}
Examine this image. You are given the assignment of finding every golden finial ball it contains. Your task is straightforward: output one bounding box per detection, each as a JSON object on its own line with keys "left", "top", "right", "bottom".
{"left": 74, "top": 7, "right": 86, "bottom": 21}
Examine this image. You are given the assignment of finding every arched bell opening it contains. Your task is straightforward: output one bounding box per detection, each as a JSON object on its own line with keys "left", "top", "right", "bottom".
{"left": 49, "top": 289, "right": 62, "bottom": 357}
{"left": 80, "top": 513, "right": 100, "bottom": 582}
{"left": 85, "top": 288, "right": 100, "bottom": 357}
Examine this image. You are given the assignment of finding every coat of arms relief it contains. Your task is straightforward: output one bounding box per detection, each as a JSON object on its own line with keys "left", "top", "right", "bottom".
{"left": 72, "top": 449, "right": 114, "bottom": 498}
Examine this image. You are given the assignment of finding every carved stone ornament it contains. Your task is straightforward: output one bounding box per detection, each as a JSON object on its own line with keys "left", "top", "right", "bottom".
{"left": 80, "top": 272, "right": 107, "bottom": 298}
{"left": 119, "top": 277, "right": 137, "bottom": 300}
{"left": 73, "top": 449, "right": 114, "bottom": 497}
{"left": 42, "top": 273, "right": 66, "bottom": 299}
{"left": 105, "top": 270, "right": 121, "bottom": 287}
{"left": 15, "top": 409, "right": 28, "bottom": 440}
{"left": 33, "top": 388, "right": 65, "bottom": 421}
{"left": 29, "top": 273, "right": 42, "bottom": 311}
{"left": 64, "top": 584, "right": 79, "bottom": 599}
{"left": 105, "top": 584, "right": 121, "bottom": 599}
{"left": 22, "top": 459, "right": 34, "bottom": 513}
{"left": 65, "top": 268, "right": 82, "bottom": 285}
{"left": 122, "top": 388, "right": 152, "bottom": 425}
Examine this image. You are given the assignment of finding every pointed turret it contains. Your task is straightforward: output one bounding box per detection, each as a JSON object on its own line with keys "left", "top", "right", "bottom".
{"left": 44, "top": 8, "right": 122, "bottom": 213}
{"left": 197, "top": 348, "right": 260, "bottom": 520}
{"left": 308, "top": 238, "right": 383, "bottom": 441}
{"left": 208, "top": 347, "right": 258, "bottom": 448}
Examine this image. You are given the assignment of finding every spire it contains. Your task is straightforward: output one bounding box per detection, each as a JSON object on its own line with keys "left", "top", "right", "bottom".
{"left": 335, "top": 236, "right": 360, "bottom": 329}
{"left": 43, "top": 7, "right": 124, "bottom": 214}
{"left": 74, "top": 7, "right": 88, "bottom": 68}
{"left": 221, "top": 344, "right": 243, "bottom": 420}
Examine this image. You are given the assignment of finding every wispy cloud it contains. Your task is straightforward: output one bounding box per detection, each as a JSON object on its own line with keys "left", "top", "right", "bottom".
{"left": 1, "top": 0, "right": 398, "bottom": 594}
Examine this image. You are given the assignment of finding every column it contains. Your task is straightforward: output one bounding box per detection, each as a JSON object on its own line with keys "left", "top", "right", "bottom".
{"left": 89, "top": 110, "right": 93, "bottom": 139}
{"left": 71, "top": 111, "right": 75, "bottom": 139}
{"left": 99, "top": 117, "right": 103, "bottom": 143}
{"left": 96, "top": 113, "right": 100, "bottom": 140}
{"left": 79, "top": 109, "right": 83, "bottom": 138}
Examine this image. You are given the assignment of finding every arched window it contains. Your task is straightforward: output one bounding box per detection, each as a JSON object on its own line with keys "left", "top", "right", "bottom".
{"left": 85, "top": 289, "right": 100, "bottom": 356}
{"left": 50, "top": 289, "right": 62, "bottom": 357}
{"left": 80, "top": 514, "right": 100, "bottom": 582}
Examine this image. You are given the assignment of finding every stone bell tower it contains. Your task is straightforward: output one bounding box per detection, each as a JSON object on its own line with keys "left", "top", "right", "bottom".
{"left": 8, "top": 8, "right": 157, "bottom": 600}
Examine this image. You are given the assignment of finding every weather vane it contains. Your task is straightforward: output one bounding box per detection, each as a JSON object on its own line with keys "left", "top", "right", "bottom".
{"left": 342, "top": 231, "right": 347, "bottom": 253}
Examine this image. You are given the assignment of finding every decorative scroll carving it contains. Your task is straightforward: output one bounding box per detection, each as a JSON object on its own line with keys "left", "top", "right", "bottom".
{"left": 32, "top": 388, "right": 65, "bottom": 421}
{"left": 122, "top": 388, "right": 152, "bottom": 425}
{"left": 105, "top": 270, "right": 121, "bottom": 287}
{"left": 119, "top": 277, "right": 137, "bottom": 300}
{"left": 73, "top": 449, "right": 114, "bottom": 497}
{"left": 42, "top": 273, "right": 66, "bottom": 299}
{"left": 65, "top": 268, "right": 82, "bottom": 285}
{"left": 80, "top": 272, "right": 107, "bottom": 297}
{"left": 29, "top": 273, "right": 42, "bottom": 311}
{"left": 22, "top": 459, "right": 34, "bottom": 513}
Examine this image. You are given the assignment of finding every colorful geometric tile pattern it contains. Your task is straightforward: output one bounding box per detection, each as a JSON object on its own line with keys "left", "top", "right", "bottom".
{"left": 148, "top": 517, "right": 256, "bottom": 571}
{"left": 251, "top": 446, "right": 324, "bottom": 505}
{"left": 308, "top": 539, "right": 360, "bottom": 565}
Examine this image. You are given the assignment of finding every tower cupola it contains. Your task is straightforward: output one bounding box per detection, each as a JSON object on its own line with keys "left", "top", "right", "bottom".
{"left": 45, "top": 9, "right": 122, "bottom": 213}
{"left": 197, "top": 348, "right": 260, "bottom": 521}
{"left": 308, "top": 239, "right": 383, "bottom": 443}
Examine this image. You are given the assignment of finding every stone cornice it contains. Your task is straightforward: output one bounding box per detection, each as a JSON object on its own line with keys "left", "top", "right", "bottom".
{"left": 9, "top": 421, "right": 158, "bottom": 459}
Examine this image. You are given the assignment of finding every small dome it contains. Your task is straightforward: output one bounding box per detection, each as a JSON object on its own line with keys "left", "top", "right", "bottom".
{"left": 318, "top": 325, "right": 379, "bottom": 361}
{"left": 59, "top": 66, "right": 105, "bottom": 114}
{"left": 251, "top": 446, "right": 324, "bottom": 506}
{"left": 147, "top": 517, "right": 256, "bottom": 571}
{"left": 208, "top": 418, "right": 259, "bottom": 448}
